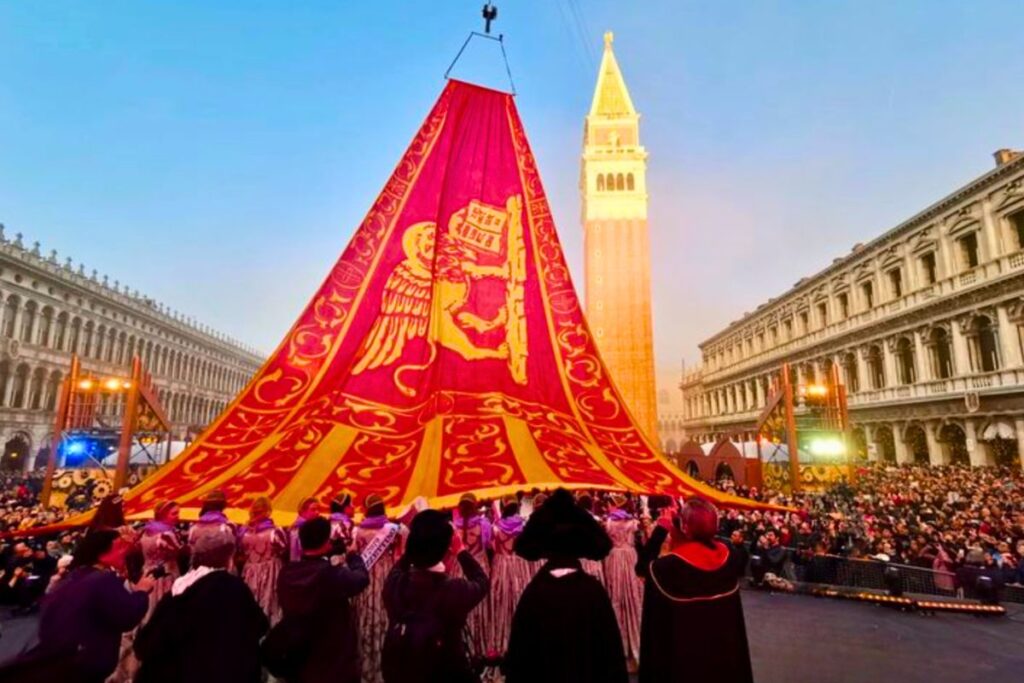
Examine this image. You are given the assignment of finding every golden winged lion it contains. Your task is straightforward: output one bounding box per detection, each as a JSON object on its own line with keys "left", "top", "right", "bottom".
{"left": 352, "top": 196, "right": 528, "bottom": 397}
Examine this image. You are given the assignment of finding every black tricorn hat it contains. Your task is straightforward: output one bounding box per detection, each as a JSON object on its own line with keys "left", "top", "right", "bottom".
{"left": 514, "top": 488, "right": 612, "bottom": 562}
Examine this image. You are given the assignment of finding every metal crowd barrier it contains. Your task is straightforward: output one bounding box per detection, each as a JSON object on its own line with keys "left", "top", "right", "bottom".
{"left": 741, "top": 545, "right": 1024, "bottom": 604}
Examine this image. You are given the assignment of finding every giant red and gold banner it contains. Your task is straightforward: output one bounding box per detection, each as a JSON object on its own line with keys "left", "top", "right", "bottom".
{"left": 118, "top": 80, "right": 763, "bottom": 522}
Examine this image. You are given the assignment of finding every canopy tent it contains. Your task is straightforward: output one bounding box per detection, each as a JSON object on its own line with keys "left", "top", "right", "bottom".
{"left": 94, "top": 80, "right": 765, "bottom": 524}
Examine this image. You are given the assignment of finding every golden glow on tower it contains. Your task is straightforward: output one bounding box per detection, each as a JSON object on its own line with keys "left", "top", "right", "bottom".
{"left": 581, "top": 31, "right": 658, "bottom": 440}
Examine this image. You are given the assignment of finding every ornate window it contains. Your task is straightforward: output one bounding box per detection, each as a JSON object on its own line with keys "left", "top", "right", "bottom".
{"left": 919, "top": 252, "right": 937, "bottom": 285}
{"left": 888, "top": 268, "right": 903, "bottom": 299}
{"left": 597, "top": 175, "right": 605, "bottom": 191}
{"left": 928, "top": 327, "right": 954, "bottom": 379}
{"left": 866, "top": 345, "right": 885, "bottom": 389}
{"left": 957, "top": 232, "right": 980, "bottom": 269}
{"left": 967, "top": 315, "right": 1000, "bottom": 372}
{"left": 626, "top": 173, "right": 635, "bottom": 191}
{"left": 895, "top": 337, "right": 916, "bottom": 385}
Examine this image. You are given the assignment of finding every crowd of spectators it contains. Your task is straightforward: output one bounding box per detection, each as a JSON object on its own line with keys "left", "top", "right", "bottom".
{"left": 717, "top": 463, "right": 1024, "bottom": 591}
{"left": 0, "top": 473, "right": 79, "bottom": 615}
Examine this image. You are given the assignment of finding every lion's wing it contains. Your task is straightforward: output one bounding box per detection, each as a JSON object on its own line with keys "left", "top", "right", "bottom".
{"left": 351, "top": 262, "right": 432, "bottom": 374}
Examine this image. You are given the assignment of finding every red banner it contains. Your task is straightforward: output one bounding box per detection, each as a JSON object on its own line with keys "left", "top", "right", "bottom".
{"left": 115, "top": 80, "right": 765, "bottom": 522}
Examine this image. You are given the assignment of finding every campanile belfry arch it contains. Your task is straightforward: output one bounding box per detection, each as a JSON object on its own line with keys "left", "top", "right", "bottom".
{"left": 580, "top": 32, "right": 657, "bottom": 439}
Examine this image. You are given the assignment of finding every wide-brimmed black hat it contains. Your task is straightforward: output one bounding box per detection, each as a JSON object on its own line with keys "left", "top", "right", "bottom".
{"left": 404, "top": 509, "right": 454, "bottom": 568}
{"left": 514, "top": 488, "right": 612, "bottom": 562}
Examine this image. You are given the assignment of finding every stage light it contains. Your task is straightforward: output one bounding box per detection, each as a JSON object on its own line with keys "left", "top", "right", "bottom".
{"left": 104, "top": 378, "right": 123, "bottom": 391}
{"left": 804, "top": 384, "right": 828, "bottom": 398}
{"left": 78, "top": 379, "right": 94, "bottom": 390}
{"left": 808, "top": 437, "right": 846, "bottom": 458}
{"left": 883, "top": 566, "right": 904, "bottom": 597}
{"left": 65, "top": 440, "right": 88, "bottom": 456}
{"left": 121, "top": 380, "right": 132, "bottom": 389}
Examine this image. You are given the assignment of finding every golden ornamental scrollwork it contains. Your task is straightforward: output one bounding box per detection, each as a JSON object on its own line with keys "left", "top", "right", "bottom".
{"left": 125, "top": 83, "right": 455, "bottom": 515}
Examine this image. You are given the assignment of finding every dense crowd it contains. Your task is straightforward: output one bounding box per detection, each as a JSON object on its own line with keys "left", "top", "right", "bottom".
{"left": 1, "top": 462, "right": 1022, "bottom": 681}
{"left": 716, "top": 463, "right": 1024, "bottom": 589}
{"left": 0, "top": 488, "right": 752, "bottom": 683}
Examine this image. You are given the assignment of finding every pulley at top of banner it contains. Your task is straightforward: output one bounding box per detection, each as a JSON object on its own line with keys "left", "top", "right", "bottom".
{"left": 444, "top": 2, "right": 516, "bottom": 95}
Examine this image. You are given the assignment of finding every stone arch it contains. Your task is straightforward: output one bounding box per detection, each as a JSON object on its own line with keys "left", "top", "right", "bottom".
{"left": 938, "top": 422, "right": 969, "bottom": 465}
{"left": 874, "top": 424, "right": 896, "bottom": 463}
{"left": 626, "top": 173, "right": 635, "bottom": 191}
{"left": 597, "top": 174, "right": 605, "bottom": 191}
{"left": 83, "top": 320, "right": 95, "bottom": 357}
{"left": 46, "top": 370, "right": 62, "bottom": 410}
{"left": 11, "top": 362, "right": 30, "bottom": 408}
{"left": 39, "top": 306, "right": 55, "bottom": 347}
{"left": 894, "top": 336, "right": 916, "bottom": 385}
{"left": 842, "top": 351, "right": 859, "bottom": 392}
{"left": 927, "top": 326, "right": 954, "bottom": 379}
{"left": 56, "top": 311, "right": 71, "bottom": 351}
{"left": 978, "top": 419, "right": 1019, "bottom": 467}
{"left": 117, "top": 331, "right": 128, "bottom": 364}
{"left": 966, "top": 315, "right": 1000, "bottom": 372}
{"left": 0, "top": 360, "right": 10, "bottom": 407}
{"left": 903, "top": 423, "right": 929, "bottom": 463}
{"left": 28, "top": 366, "right": 46, "bottom": 410}
{"left": 615, "top": 173, "right": 625, "bottom": 191}
{"left": 2, "top": 294, "right": 20, "bottom": 338}
{"left": 1, "top": 431, "right": 31, "bottom": 471}
{"left": 866, "top": 345, "right": 885, "bottom": 389}
{"left": 715, "top": 462, "right": 736, "bottom": 482}
{"left": 20, "top": 299, "right": 38, "bottom": 343}
{"left": 105, "top": 327, "right": 117, "bottom": 362}
{"left": 850, "top": 426, "right": 868, "bottom": 461}
{"left": 95, "top": 324, "right": 107, "bottom": 360}
{"left": 685, "top": 460, "right": 701, "bottom": 478}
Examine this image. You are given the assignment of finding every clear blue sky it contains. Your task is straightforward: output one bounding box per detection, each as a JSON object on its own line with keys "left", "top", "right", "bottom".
{"left": 2, "top": 1, "right": 1022, "bottom": 377}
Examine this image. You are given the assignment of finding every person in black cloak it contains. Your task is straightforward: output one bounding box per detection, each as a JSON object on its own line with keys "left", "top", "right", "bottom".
{"left": 502, "top": 488, "right": 628, "bottom": 683}
{"left": 637, "top": 498, "right": 754, "bottom": 683}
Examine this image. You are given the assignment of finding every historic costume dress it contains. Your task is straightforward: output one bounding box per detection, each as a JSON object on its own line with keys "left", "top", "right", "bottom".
{"left": 353, "top": 515, "right": 404, "bottom": 683}
{"left": 448, "top": 512, "right": 492, "bottom": 659}
{"left": 109, "top": 521, "right": 181, "bottom": 682}
{"left": 637, "top": 526, "right": 753, "bottom": 683}
{"left": 187, "top": 511, "right": 236, "bottom": 564}
{"left": 483, "top": 514, "right": 531, "bottom": 656}
{"left": 603, "top": 511, "right": 643, "bottom": 662}
{"left": 581, "top": 513, "right": 607, "bottom": 585}
{"left": 288, "top": 516, "right": 309, "bottom": 563}
{"left": 238, "top": 519, "right": 288, "bottom": 624}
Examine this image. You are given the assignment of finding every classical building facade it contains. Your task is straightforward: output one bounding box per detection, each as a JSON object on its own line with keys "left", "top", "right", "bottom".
{"left": 581, "top": 31, "right": 658, "bottom": 439}
{"left": 680, "top": 150, "right": 1024, "bottom": 469}
{"left": 0, "top": 226, "right": 263, "bottom": 470}
{"left": 656, "top": 368, "right": 687, "bottom": 454}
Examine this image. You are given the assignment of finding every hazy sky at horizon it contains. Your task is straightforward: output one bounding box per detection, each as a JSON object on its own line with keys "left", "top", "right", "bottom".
{"left": 2, "top": 1, "right": 1022, "bottom": 382}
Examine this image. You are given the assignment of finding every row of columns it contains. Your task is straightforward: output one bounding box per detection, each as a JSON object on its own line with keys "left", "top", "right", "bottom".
{"left": 685, "top": 302, "right": 1024, "bottom": 422}
{"left": 861, "top": 417, "right": 1024, "bottom": 471}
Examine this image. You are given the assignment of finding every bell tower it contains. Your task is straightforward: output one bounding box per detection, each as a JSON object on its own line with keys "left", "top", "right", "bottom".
{"left": 581, "top": 31, "right": 657, "bottom": 440}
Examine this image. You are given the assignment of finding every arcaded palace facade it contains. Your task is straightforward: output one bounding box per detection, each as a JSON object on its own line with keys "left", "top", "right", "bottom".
{"left": 581, "top": 32, "right": 658, "bottom": 440}
{"left": 0, "top": 225, "right": 263, "bottom": 468}
{"left": 680, "top": 149, "right": 1024, "bottom": 468}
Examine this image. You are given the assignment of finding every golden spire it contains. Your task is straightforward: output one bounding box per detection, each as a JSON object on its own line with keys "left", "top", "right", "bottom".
{"left": 589, "top": 30, "right": 636, "bottom": 118}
